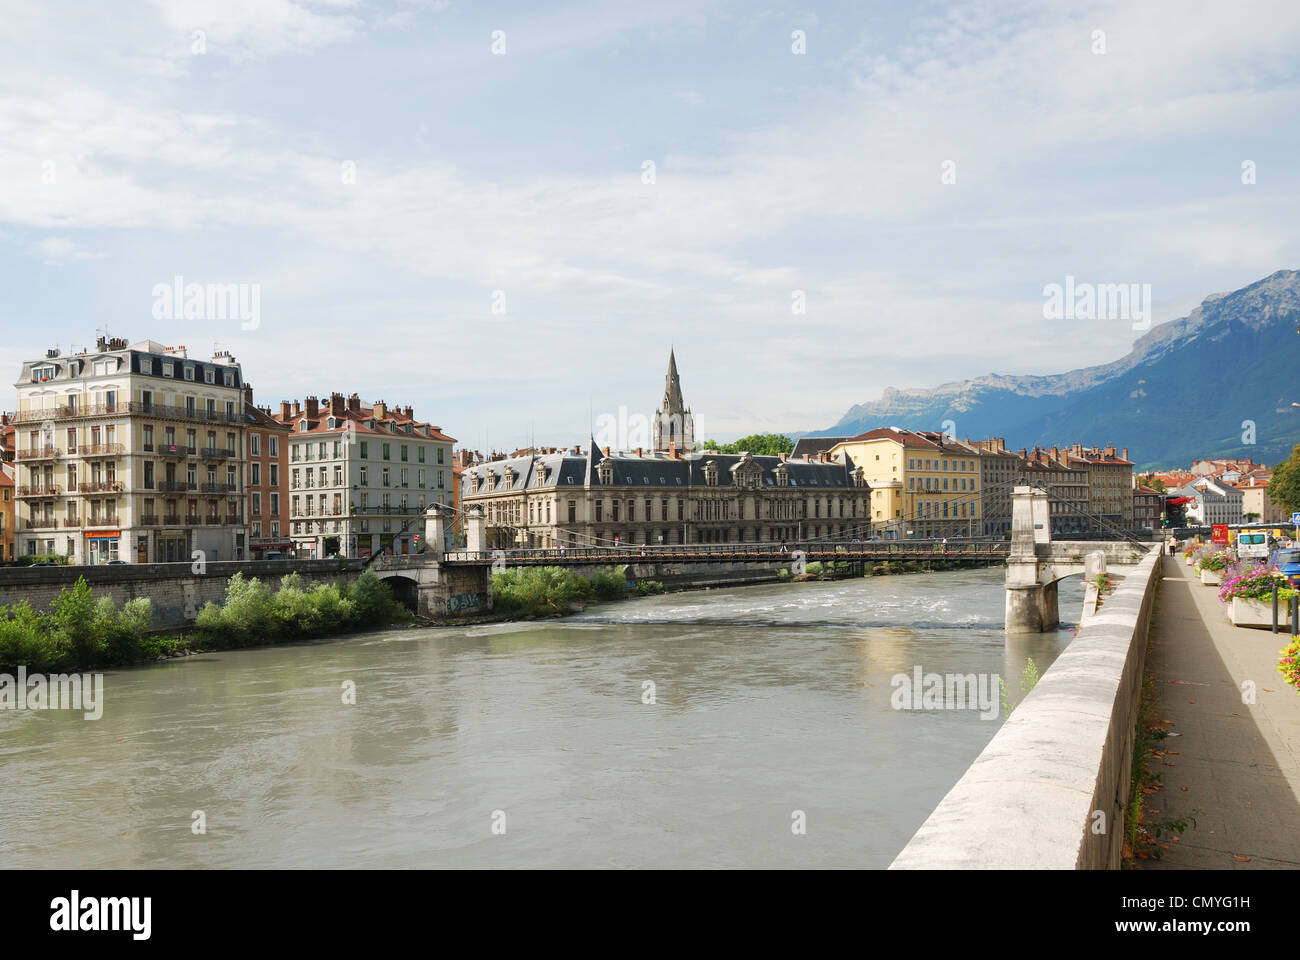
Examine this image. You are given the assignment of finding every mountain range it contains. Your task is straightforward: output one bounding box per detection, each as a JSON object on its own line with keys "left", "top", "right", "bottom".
{"left": 804, "top": 270, "right": 1300, "bottom": 470}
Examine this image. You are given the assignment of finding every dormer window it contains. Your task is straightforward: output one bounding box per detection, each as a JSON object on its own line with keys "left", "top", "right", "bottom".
{"left": 597, "top": 459, "right": 614, "bottom": 485}
{"left": 703, "top": 460, "right": 719, "bottom": 487}
{"left": 774, "top": 463, "right": 789, "bottom": 487}
{"left": 504, "top": 467, "right": 515, "bottom": 490}
{"left": 32, "top": 364, "right": 56, "bottom": 381}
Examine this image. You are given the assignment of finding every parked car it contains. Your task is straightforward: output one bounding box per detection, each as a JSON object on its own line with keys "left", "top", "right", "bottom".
{"left": 263, "top": 551, "right": 285, "bottom": 560}
{"left": 1270, "top": 548, "right": 1300, "bottom": 586}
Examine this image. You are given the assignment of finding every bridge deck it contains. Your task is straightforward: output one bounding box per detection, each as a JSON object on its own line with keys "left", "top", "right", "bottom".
{"left": 431, "top": 540, "right": 1012, "bottom": 567}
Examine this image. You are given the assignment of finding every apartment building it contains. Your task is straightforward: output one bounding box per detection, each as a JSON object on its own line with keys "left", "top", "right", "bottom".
{"left": 244, "top": 389, "right": 292, "bottom": 558}
{"left": 1133, "top": 484, "right": 1163, "bottom": 532}
{"left": 0, "top": 463, "right": 13, "bottom": 562}
{"left": 1176, "top": 477, "right": 1244, "bottom": 525}
{"left": 12, "top": 338, "right": 249, "bottom": 563}
{"left": 275, "top": 393, "right": 455, "bottom": 559}
{"left": 1019, "top": 447, "right": 1090, "bottom": 535}
{"left": 1238, "top": 470, "right": 1285, "bottom": 523}
{"left": 829, "top": 428, "right": 982, "bottom": 539}
{"left": 1064, "top": 444, "right": 1135, "bottom": 529}
{"left": 968, "top": 437, "right": 1021, "bottom": 536}
{"left": 461, "top": 445, "right": 869, "bottom": 548}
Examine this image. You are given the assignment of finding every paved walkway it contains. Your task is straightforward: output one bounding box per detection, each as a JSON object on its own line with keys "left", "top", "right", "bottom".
{"left": 1139, "top": 554, "right": 1300, "bottom": 868}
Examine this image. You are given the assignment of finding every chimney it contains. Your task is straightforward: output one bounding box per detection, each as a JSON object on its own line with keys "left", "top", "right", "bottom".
{"left": 292, "top": 400, "right": 301, "bottom": 417}
{"left": 330, "top": 392, "right": 344, "bottom": 415}
{"left": 778, "top": 453, "right": 788, "bottom": 462}
{"left": 403, "top": 405, "right": 413, "bottom": 420}
{"left": 305, "top": 396, "right": 319, "bottom": 419}
{"left": 1121, "top": 448, "right": 1128, "bottom": 461}
{"left": 668, "top": 442, "right": 678, "bottom": 459}
{"left": 635, "top": 447, "right": 642, "bottom": 457}
{"left": 603, "top": 446, "right": 611, "bottom": 457}
{"left": 348, "top": 393, "right": 361, "bottom": 413}
{"left": 280, "top": 401, "right": 291, "bottom": 420}
{"left": 373, "top": 401, "right": 387, "bottom": 420}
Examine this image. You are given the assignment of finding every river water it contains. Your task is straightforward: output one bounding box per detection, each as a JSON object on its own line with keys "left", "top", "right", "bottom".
{"left": 0, "top": 569, "right": 1081, "bottom": 869}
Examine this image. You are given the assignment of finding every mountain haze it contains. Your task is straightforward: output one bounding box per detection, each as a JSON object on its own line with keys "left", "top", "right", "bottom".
{"left": 807, "top": 271, "right": 1300, "bottom": 470}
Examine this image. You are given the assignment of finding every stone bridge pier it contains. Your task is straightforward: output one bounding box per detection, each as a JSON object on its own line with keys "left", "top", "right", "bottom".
{"left": 368, "top": 506, "right": 493, "bottom": 618}
{"left": 1005, "top": 486, "right": 1151, "bottom": 634}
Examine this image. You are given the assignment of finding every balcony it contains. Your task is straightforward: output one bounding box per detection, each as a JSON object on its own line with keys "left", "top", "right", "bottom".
{"left": 200, "top": 482, "right": 236, "bottom": 493}
{"left": 140, "top": 515, "right": 160, "bottom": 526}
{"left": 12, "top": 402, "right": 122, "bottom": 424}
{"left": 61, "top": 518, "right": 82, "bottom": 528}
{"left": 25, "top": 518, "right": 57, "bottom": 529}
{"left": 16, "top": 485, "right": 63, "bottom": 498}
{"left": 225, "top": 515, "right": 242, "bottom": 525}
{"left": 80, "top": 443, "right": 125, "bottom": 458}
{"left": 77, "top": 480, "right": 125, "bottom": 494}
{"left": 18, "top": 446, "right": 61, "bottom": 461}
{"left": 203, "top": 516, "right": 222, "bottom": 525}
{"left": 85, "top": 516, "right": 120, "bottom": 529}
{"left": 157, "top": 444, "right": 189, "bottom": 459}
{"left": 128, "top": 401, "right": 242, "bottom": 425}
{"left": 163, "top": 515, "right": 182, "bottom": 526}
{"left": 200, "top": 448, "right": 235, "bottom": 460}
{"left": 157, "top": 481, "right": 195, "bottom": 493}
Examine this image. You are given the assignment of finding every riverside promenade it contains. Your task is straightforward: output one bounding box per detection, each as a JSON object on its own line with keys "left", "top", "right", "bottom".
{"left": 1140, "top": 555, "right": 1300, "bottom": 868}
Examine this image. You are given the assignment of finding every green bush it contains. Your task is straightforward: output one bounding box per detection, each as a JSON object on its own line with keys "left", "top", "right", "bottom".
{"left": 804, "top": 561, "right": 824, "bottom": 577}
{"left": 492, "top": 566, "right": 594, "bottom": 618}
{"left": 0, "top": 578, "right": 154, "bottom": 671}
{"left": 590, "top": 567, "right": 627, "bottom": 600}
{"left": 634, "top": 580, "right": 665, "bottom": 596}
{"left": 194, "top": 569, "right": 406, "bottom": 646}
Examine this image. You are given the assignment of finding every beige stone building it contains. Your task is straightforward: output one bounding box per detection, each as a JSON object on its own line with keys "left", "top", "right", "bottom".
{"left": 275, "top": 394, "right": 455, "bottom": 558}
{"left": 13, "top": 337, "right": 250, "bottom": 563}
{"left": 462, "top": 444, "right": 869, "bottom": 548}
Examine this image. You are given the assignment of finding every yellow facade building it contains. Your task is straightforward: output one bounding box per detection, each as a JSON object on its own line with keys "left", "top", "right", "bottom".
{"left": 829, "top": 428, "right": 981, "bottom": 539}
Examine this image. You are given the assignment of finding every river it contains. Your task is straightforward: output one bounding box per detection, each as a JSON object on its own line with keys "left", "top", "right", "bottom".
{"left": 0, "top": 569, "right": 1082, "bottom": 869}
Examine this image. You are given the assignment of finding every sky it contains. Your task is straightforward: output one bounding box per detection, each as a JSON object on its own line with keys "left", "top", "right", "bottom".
{"left": 2, "top": 0, "right": 1299, "bottom": 452}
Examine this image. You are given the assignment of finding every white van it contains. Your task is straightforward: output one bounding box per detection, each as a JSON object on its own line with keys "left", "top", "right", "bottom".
{"left": 1236, "top": 531, "right": 1270, "bottom": 561}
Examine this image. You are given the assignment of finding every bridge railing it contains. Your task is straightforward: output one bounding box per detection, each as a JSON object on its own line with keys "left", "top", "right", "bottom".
{"left": 441, "top": 537, "right": 1011, "bottom": 564}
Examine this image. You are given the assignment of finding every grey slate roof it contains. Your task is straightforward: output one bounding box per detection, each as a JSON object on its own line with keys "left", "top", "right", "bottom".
{"left": 462, "top": 447, "right": 863, "bottom": 493}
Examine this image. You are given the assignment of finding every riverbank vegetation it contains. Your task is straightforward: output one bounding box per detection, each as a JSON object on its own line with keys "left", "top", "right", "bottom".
{"left": 192, "top": 571, "right": 409, "bottom": 647}
{"left": 490, "top": 566, "right": 665, "bottom": 619}
{"left": 0, "top": 577, "right": 156, "bottom": 672}
{"left": 0, "top": 570, "right": 411, "bottom": 672}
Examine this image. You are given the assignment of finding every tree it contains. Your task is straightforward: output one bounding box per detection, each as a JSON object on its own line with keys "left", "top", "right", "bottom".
{"left": 1147, "top": 477, "right": 1168, "bottom": 494}
{"left": 699, "top": 434, "right": 794, "bottom": 456}
{"left": 1269, "top": 446, "right": 1300, "bottom": 513}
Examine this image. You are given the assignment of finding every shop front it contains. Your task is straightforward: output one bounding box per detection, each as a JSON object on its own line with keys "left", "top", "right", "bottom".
{"left": 86, "top": 531, "right": 121, "bottom": 565}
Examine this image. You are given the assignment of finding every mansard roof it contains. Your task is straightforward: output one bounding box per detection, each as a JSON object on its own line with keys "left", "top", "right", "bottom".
{"left": 461, "top": 446, "right": 864, "bottom": 492}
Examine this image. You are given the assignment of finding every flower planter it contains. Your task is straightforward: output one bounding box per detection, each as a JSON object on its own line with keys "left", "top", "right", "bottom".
{"left": 1185, "top": 557, "right": 1194, "bottom": 566}
{"left": 1230, "top": 597, "right": 1292, "bottom": 629}
{"left": 1200, "top": 569, "right": 1223, "bottom": 586}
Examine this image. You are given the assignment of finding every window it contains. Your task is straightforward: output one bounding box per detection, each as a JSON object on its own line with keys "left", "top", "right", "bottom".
{"left": 184, "top": 366, "right": 195, "bottom": 381}
{"left": 252, "top": 463, "right": 261, "bottom": 485}
{"left": 437, "top": 447, "right": 444, "bottom": 464}
{"left": 359, "top": 442, "right": 368, "bottom": 459}
{"left": 418, "top": 447, "right": 426, "bottom": 463}
{"left": 250, "top": 434, "right": 260, "bottom": 456}
{"left": 269, "top": 436, "right": 279, "bottom": 457}
{"left": 204, "top": 369, "right": 214, "bottom": 384}
{"left": 141, "top": 357, "right": 153, "bottom": 374}
{"left": 270, "top": 493, "right": 279, "bottom": 516}
{"left": 223, "top": 370, "right": 234, "bottom": 387}
{"left": 162, "top": 361, "right": 174, "bottom": 377}
{"left": 252, "top": 493, "right": 261, "bottom": 515}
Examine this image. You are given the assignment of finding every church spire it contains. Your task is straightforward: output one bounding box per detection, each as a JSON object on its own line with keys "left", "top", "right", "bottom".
{"left": 654, "top": 350, "right": 694, "bottom": 454}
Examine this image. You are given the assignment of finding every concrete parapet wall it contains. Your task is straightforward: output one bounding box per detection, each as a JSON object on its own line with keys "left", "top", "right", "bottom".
{"left": 892, "top": 548, "right": 1161, "bottom": 869}
{"left": 0, "top": 560, "right": 365, "bottom": 629}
